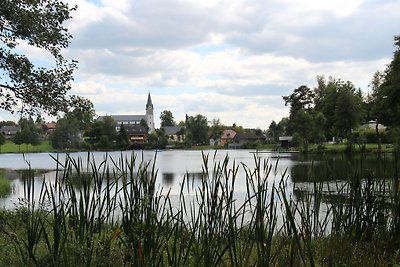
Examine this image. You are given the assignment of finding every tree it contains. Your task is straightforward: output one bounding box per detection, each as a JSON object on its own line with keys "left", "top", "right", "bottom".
{"left": 116, "top": 123, "right": 129, "bottom": 149}
{"left": 0, "top": 0, "right": 90, "bottom": 116}
{"left": 15, "top": 117, "right": 41, "bottom": 150}
{"left": 267, "top": 121, "right": 280, "bottom": 142}
{"left": 160, "top": 110, "right": 175, "bottom": 127}
{"left": 50, "top": 117, "right": 81, "bottom": 149}
{"left": 371, "top": 35, "right": 400, "bottom": 127}
{"left": 87, "top": 116, "right": 117, "bottom": 149}
{"left": 66, "top": 104, "right": 95, "bottom": 135}
{"left": 283, "top": 85, "right": 315, "bottom": 135}
{"left": 185, "top": 114, "right": 209, "bottom": 146}
{"left": 334, "top": 83, "right": 364, "bottom": 138}
{"left": 313, "top": 76, "right": 364, "bottom": 139}
{"left": 209, "top": 118, "right": 224, "bottom": 139}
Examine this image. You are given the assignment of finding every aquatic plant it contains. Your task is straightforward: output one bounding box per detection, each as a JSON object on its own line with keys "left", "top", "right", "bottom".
{"left": 0, "top": 151, "right": 399, "bottom": 266}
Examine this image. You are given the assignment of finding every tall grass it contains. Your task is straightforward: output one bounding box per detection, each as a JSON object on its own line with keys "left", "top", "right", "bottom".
{"left": 0, "top": 151, "right": 399, "bottom": 266}
{"left": 0, "top": 169, "right": 11, "bottom": 197}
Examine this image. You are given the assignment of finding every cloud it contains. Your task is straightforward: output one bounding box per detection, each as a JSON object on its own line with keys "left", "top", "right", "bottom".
{"left": 2, "top": 0, "right": 399, "bottom": 129}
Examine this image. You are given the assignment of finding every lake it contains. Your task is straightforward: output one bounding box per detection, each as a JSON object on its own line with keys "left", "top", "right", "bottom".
{"left": 0, "top": 149, "right": 397, "bottom": 209}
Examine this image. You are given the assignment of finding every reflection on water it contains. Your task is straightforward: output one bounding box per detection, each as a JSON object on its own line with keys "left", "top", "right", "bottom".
{"left": 0, "top": 150, "right": 398, "bottom": 210}
{"left": 290, "top": 153, "right": 396, "bottom": 183}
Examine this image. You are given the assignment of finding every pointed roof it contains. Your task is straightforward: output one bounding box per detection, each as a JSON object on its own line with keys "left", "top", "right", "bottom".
{"left": 146, "top": 92, "right": 153, "bottom": 109}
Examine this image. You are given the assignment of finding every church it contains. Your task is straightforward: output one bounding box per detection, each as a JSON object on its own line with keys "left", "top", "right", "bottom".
{"left": 97, "top": 93, "right": 155, "bottom": 133}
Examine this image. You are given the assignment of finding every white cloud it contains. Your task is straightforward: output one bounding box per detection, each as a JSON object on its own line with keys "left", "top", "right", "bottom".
{"left": 2, "top": 0, "right": 399, "bottom": 129}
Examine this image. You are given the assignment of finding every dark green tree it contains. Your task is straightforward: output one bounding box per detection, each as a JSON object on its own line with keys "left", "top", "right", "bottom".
{"left": 50, "top": 117, "right": 81, "bottom": 149}
{"left": 15, "top": 117, "right": 41, "bottom": 150}
{"left": 267, "top": 120, "right": 280, "bottom": 142}
{"left": 313, "top": 76, "right": 364, "bottom": 139}
{"left": 185, "top": 114, "right": 209, "bottom": 146}
{"left": 0, "top": 0, "right": 91, "bottom": 116}
{"left": 209, "top": 118, "right": 225, "bottom": 139}
{"left": 334, "top": 82, "right": 364, "bottom": 138}
{"left": 147, "top": 128, "right": 168, "bottom": 149}
{"left": 117, "top": 123, "right": 129, "bottom": 149}
{"left": 160, "top": 110, "right": 175, "bottom": 127}
{"left": 88, "top": 116, "right": 117, "bottom": 149}
{"left": 371, "top": 35, "right": 400, "bottom": 127}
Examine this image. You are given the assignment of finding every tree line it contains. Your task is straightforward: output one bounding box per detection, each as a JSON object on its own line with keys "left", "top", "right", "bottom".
{"left": 268, "top": 36, "right": 400, "bottom": 152}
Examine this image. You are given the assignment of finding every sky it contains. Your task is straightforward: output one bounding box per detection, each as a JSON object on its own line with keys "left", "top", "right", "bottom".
{"left": 1, "top": 0, "right": 400, "bottom": 129}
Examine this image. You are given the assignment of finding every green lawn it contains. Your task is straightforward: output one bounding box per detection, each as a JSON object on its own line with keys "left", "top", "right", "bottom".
{"left": 308, "top": 142, "right": 394, "bottom": 153}
{"left": 0, "top": 140, "right": 54, "bottom": 153}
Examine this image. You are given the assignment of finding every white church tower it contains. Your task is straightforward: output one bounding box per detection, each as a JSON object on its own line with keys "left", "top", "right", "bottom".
{"left": 146, "top": 93, "right": 155, "bottom": 133}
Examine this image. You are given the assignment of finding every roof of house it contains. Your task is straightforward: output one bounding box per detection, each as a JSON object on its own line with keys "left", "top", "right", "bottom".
{"left": 221, "top": 129, "right": 237, "bottom": 139}
{"left": 42, "top": 123, "right": 57, "bottom": 130}
{"left": 0, "top": 125, "right": 20, "bottom": 133}
{"left": 124, "top": 124, "right": 148, "bottom": 135}
{"left": 359, "top": 120, "right": 386, "bottom": 130}
{"left": 234, "top": 133, "right": 265, "bottom": 141}
{"left": 97, "top": 115, "right": 147, "bottom": 123}
{"left": 279, "top": 136, "right": 293, "bottom": 141}
{"left": 162, "top": 126, "right": 183, "bottom": 135}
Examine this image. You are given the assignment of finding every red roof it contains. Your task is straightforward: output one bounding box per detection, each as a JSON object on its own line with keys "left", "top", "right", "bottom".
{"left": 221, "top": 129, "right": 237, "bottom": 139}
{"left": 42, "top": 123, "right": 57, "bottom": 130}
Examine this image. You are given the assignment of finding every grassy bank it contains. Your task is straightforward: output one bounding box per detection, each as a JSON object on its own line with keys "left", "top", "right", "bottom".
{"left": 0, "top": 152, "right": 399, "bottom": 266}
{"left": 0, "top": 140, "right": 54, "bottom": 153}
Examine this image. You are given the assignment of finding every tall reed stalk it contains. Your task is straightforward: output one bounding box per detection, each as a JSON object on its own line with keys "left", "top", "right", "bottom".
{"left": 0, "top": 151, "right": 399, "bottom": 266}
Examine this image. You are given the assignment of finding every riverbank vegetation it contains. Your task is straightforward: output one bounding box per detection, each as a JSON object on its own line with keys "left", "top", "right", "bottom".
{"left": 0, "top": 153, "right": 399, "bottom": 266}
{"left": 270, "top": 36, "right": 400, "bottom": 153}
{"left": 0, "top": 170, "right": 11, "bottom": 197}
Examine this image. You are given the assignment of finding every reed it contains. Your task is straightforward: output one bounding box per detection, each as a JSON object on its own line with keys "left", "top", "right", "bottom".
{"left": 0, "top": 169, "right": 11, "bottom": 197}
{"left": 0, "top": 151, "right": 399, "bottom": 266}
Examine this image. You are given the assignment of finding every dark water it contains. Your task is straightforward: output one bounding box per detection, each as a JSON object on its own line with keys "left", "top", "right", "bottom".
{"left": 0, "top": 150, "right": 398, "bottom": 209}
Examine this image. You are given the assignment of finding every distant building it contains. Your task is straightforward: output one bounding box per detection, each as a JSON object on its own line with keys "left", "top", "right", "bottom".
{"left": 279, "top": 136, "right": 293, "bottom": 149}
{"left": 41, "top": 122, "right": 57, "bottom": 132}
{"left": 161, "top": 126, "right": 185, "bottom": 143}
{"left": 0, "top": 125, "right": 20, "bottom": 139}
{"left": 221, "top": 130, "right": 237, "bottom": 146}
{"left": 97, "top": 93, "right": 155, "bottom": 133}
{"left": 125, "top": 124, "right": 148, "bottom": 143}
{"left": 359, "top": 120, "right": 386, "bottom": 131}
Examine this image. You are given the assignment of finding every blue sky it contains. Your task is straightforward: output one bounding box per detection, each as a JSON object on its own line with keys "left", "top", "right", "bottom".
{"left": 1, "top": 0, "right": 399, "bottom": 128}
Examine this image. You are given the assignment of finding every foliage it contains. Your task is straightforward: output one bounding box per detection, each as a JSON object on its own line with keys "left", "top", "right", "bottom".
{"left": 0, "top": 153, "right": 400, "bottom": 266}
{"left": 370, "top": 35, "right": 400, "bottom": 127}
{"left": 13, "top": 117, "right": 41, "bottom": 150}
{"left": 0, "top": 170, "right": 10, "bottom": 197}
{"left": 116, "top": 123, "right": 129, "bottom": 149}
{"left": 0, "top": 132, "right": 5, "bottom": 152}
{"left": 160, "top": 110, "right": 175, "bottom": 127}
{"left": 185, "top": 114, "right": 209, "bottom": 146}
{"left": 87, "top": 116, "right": 117, "bottom": 149}
{"left": 147, "top": 128, "right": 168, "bottom": 149}
{"left": 209, "top": 118, "right": 225, "bottom": 139}
{"left": 0, "top": 0, "right": 91, "bottom": 116}
{"left": 50, "top": 117, "right": 81, "bottom": 149}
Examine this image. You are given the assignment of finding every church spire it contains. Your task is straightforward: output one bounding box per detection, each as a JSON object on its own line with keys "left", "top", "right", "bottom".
{"left": 146, "top": 92, "right": 153, "bottom": 109}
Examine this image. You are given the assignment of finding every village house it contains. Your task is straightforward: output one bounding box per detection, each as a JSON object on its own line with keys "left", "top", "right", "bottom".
{"left": 220, "top": 129, "right": 237, "bottom": 146}
{"left": 0, "top": 125, "right": 20, "bottom": 139}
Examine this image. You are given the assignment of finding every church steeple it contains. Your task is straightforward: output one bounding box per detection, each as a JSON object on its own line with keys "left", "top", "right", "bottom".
{"left": 146, "top": 92, "right": 153, "bottom": 110}
{"left": 146, "top": 92, "right": 155, "bottom": 133}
